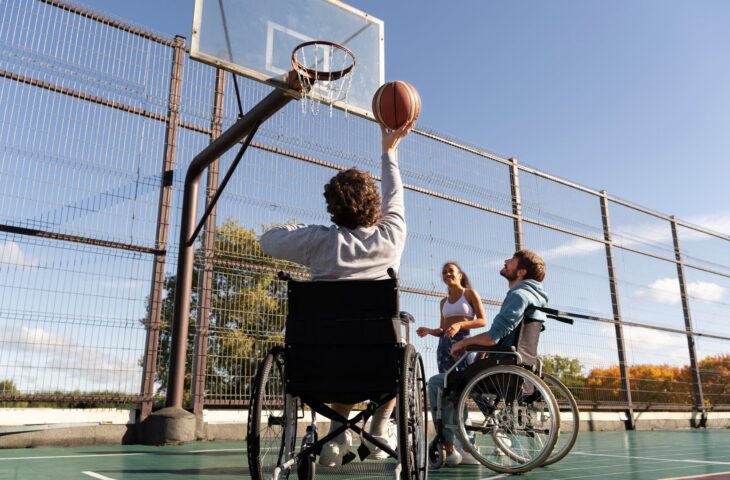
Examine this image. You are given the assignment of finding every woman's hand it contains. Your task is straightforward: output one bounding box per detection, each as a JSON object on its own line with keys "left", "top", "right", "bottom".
{"left": 416, "top": 327, "right": 440, "bottom": 337}
{"left": 416, "top": 326, "right": 431, "bottom": 338}
{"left": 444, "top": 322, "right": 461, "bottom": 338}
{"left": 381, "top": 120, "right": 415, "bottom": 153}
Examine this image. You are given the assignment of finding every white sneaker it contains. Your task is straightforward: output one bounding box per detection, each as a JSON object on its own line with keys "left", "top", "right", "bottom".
{"left": 319, "top": 431, "right": 352, "bottom": 467}
{"left": 445, "top": 448, "right": 462, "bottom": 467}
{"left": 364, "top": 422, "right": 398, "bottom": 460}
{"left": 454, "top": 439, "right": 481, "bottom": 465}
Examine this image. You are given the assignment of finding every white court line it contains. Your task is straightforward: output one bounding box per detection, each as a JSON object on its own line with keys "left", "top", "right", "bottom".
{"left": 187, "top": 448, "right": 245, "bottom": 453}
{"left": 572, "top": 452, "right": 730, "bottom": 466}
{"left": 661, "top": 471, "right": 730, "bottom": 480}
{"left": 82, "top": 472, "right": 117, "bottom": 480}
{"left": 479, "top": 474, "right": 510, "bottom": 480}
{"left": 0, "top": 453, "right": 144, "bottom": 461}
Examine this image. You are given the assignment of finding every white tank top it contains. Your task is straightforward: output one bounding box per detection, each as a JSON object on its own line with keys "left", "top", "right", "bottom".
{"left": 442, "top": 292, "right": 475, "bottom": 319}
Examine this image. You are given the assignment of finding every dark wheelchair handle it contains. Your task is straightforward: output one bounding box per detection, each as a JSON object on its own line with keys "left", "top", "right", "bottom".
{"left": 526, "top": 306, "right": 575, "bottom": 325}
{"left": 399, "top": 311, "right": 415, "bottom": 325}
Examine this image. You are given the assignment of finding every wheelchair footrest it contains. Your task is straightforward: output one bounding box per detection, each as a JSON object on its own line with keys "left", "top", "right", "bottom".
{"left": 357, "top": 444, "right": 370, "bottom": 462}
{"left": 342, "top": 451, "right": 356, "bottom": 465}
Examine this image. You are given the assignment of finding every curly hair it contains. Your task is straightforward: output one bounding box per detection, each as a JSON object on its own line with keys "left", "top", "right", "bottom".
{"left": 323, "top": 168, "right": 381, "bottom": 229}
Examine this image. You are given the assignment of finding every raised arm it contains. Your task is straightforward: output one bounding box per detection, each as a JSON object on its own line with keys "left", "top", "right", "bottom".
{"left": 259, "top": 223, "right": 325, "bottom": 266}
{"left": 378, "top": 122, "right": 413, "bottom": 235}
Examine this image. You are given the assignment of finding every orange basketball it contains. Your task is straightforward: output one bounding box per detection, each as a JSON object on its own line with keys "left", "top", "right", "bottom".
{"left": 372, "top": 81, "right": 421, "bottom": 130}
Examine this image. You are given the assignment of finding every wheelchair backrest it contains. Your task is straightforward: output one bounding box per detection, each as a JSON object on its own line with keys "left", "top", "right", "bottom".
{"left": 285, "top": 277, "right": 401, "bottom": 345}
{"left": 283, "top": 277, "right": 404, "bottom": 403}
{"left": 513, "top": 313, "right": 544, "bottom": 367}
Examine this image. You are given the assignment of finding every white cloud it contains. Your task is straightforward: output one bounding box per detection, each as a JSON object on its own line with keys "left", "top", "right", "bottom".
{"left": 0, "top": 241, "right": 39, "bottom": 271}
{"left": 635, "top": 277, "right": 726, "bottom": 304}
{"left": 635, "top": 278, "right": 680, "bottom": 304}
{"left": 682, "top": 211, "right": 730, "bottom": 237}
{"left": 539, "top": 237, "right": 603, "bottom": 262}
{"left": 687, "top": 281, "right": 726, "bottom": 302}
{"left": 532, "top": 211, "right": 730, "bottom": 262}
{"left": 623, "top": 324, "right": 689, "bottom": 365}
{"left": 0, "top": 325, "right": 142, "bottom": 392}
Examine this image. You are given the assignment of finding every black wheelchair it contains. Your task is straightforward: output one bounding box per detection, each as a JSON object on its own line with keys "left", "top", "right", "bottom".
{"left": 247, "top": 270, "right": 428, "bottom": 480}
{"left": 428, "top": 306, "right": 579, "bottom": 474}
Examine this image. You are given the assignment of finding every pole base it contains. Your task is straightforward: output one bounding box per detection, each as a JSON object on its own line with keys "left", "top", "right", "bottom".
{"left": 138, "top": 407, "right": 196, "bottom": 445}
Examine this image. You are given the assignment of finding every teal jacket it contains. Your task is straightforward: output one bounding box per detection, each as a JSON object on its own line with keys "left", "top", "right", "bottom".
{"left": 487, "top": 279, "right": 549, "bottom": 348}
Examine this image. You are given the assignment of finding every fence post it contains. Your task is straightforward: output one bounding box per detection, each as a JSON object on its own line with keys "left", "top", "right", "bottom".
{"left": 600, "top": 191, "right": 635, "bottom": 429}
{"left": 139, "top": 35, "right": 186, "bottom": 420}
{"left": 508, "top": 158, "right": 524, "bottom": 250}
{"left": 191, "top": 69, "right": 226, "bottom": 416}
{"left": 670, "top": 216, "right": 707, "bottom": 427}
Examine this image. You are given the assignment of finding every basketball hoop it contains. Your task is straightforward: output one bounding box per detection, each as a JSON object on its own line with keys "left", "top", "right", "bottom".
{"left": 291, "top": 40, "right": 356, "bottom": 116}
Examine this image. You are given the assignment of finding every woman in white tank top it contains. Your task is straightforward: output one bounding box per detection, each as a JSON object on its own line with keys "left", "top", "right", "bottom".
{"left": 416, "top": 262, "right": 487, "bottom": 465}
{"left": 416, "top": 262, "right": 487, "bottom": 372}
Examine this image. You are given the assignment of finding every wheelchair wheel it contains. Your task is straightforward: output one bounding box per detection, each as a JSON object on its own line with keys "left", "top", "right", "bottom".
{"left": 427, "top": 438, "right": 445, "bottom": 469}
{"left": 248, "top": 347, "right": 294, "bottom": 480}
{"left": 541, "top": 373, "right": 579, "bottom": 466}
{"left": 398, "top": 344, "right": 428, "bottom": 480}
{"left": 455, "top": 365, "right": 559, "bottom": 474}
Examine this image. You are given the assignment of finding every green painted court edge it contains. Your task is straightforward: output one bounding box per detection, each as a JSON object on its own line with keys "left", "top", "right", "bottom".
{"left": 1, "top": 430, "right": 730, "bottom": 480}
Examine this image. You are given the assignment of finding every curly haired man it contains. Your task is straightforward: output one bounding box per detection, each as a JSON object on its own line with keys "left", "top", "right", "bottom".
{"left": 260, "top": 121, "right": 414, "bottom": 466}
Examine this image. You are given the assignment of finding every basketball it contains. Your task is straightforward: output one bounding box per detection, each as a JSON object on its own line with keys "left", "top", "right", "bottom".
{"left": 372, "top": 81, "right": 421, "bottom": 130}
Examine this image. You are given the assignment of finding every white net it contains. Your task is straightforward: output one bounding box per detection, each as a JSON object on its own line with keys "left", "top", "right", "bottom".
{"left": 292, "top": 41, "right": 356, "bottom": 117}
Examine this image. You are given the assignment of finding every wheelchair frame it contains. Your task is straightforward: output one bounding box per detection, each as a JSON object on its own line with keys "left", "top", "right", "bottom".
{"left": 247, "top": 271, "right": 428, "bottom": 480}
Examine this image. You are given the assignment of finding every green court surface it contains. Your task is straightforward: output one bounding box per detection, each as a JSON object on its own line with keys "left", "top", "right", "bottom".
{"left": 1, "top": 430, "right": 729, "bottom": 480}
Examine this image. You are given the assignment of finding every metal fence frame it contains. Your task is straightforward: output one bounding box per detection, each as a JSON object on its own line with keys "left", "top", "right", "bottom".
{"left": 0, "top": 0, "right": 728, "bottom": 423}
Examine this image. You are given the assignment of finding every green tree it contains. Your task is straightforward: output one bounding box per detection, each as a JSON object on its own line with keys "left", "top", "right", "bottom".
{"left": 145, "top": 219, "right": 303, "bottom": 400}
{"left": 540, "top": 354, "right": 586, "bottom": 391}
{"left": 0, "top": 379, "right": 28, "bottom": 407}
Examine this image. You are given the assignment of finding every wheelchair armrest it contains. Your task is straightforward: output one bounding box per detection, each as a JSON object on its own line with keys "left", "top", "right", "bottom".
{"left": 465, "top": 345, "right": 522, "bottom": 365}
{"left": 465, "top": 345, "right": 517, "bottom": 353}
{"left": 399, "top": 311, "right": 415, "bottom": 325}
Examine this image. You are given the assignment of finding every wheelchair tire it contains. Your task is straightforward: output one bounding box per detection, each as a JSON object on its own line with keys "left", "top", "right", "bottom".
{"left": 541, "top": 372, "right": 579, "bottom": 466}
{"left": 296, "top": 456, "right": 316, "bottom": 480}
{"left": 248, "top": 347, "right": 293, "bottom": 480}
{"left": 398, "top": 345, "right": 428, "bottom": 480}
{"left": 427, "top": 438, "right": 445, "bottom": 469}
{"left": 455, "top": 365, "right": 559, "bottom": 474}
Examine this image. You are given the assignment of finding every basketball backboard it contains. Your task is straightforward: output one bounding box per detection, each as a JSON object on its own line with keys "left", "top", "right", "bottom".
{"left": 191, "top": 0, "right": 384, "bottom": 119}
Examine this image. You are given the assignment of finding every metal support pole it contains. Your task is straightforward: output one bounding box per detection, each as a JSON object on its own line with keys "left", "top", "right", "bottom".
{"left": 190, "top": 69, "right": 226, "bottom": 414}
{"left": 670, "top": 216, "right": 707, "bottom": 427}
{"left": 600, "top": 191, "right": 635, "bottom": 429}
{"left": 139, "top": 35, "right": 185, "bottom": 420}
{"left": 508, "top": 158, "right": 524, "bottom": 250}
{"left": 166, "top": 86, "right": 294, "bottom": 409}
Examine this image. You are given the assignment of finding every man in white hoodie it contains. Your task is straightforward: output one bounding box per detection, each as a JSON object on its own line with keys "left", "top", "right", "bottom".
{"left": 260, "top": 121, "right": 414, "bottom": 467}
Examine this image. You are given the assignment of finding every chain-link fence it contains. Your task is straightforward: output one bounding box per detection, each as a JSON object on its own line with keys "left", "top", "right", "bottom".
{"left": 1, "top": 0, "right": 728, "bottom": 420}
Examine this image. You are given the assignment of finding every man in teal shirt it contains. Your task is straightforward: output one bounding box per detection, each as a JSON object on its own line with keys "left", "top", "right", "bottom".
{"left": 451, "top": 249, "right": 548, "bottom": 354}
{"left": 428, "top": 249, "right": 548, "bottom": 466}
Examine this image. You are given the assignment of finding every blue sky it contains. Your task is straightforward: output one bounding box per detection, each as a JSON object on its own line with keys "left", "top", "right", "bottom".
{"left": 75, "top": 0, "right": 730, "bottom": 229}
